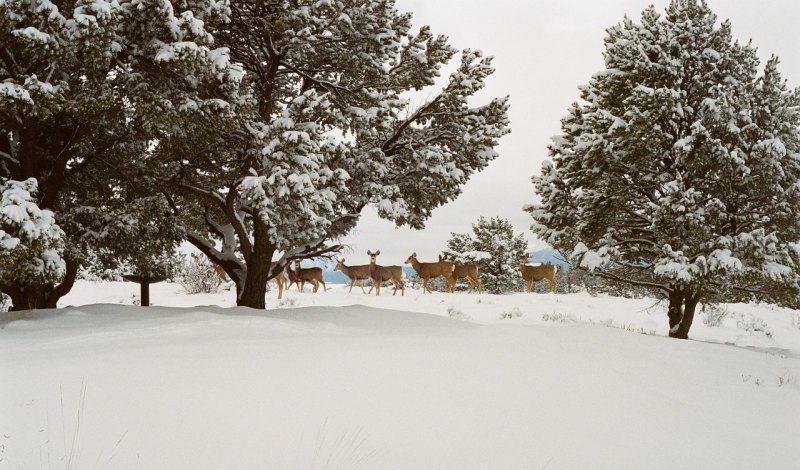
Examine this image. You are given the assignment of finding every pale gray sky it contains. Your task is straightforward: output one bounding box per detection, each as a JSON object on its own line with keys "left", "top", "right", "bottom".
{"left": 338, "top": 0, "right": 800, "bottom": 267}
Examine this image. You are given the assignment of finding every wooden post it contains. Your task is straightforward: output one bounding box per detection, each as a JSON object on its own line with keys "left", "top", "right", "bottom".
{"left": 122, "top": 275, "right": 167, "bottom": 307}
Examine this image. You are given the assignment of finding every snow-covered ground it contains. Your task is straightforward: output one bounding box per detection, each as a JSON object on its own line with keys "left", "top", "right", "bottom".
{"left": 1, "top": 281, "right": 799, "bottom": 469}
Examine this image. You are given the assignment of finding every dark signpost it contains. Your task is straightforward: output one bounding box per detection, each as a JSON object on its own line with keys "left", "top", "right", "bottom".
{"left": 122, "top": 275, "right": 167, "bottom": 307}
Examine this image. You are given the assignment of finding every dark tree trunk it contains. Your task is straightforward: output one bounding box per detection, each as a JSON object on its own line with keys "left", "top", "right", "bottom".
{"left": 667, "top": 287, "right": 701, "bottom": 339}
{"left": 2, "top": 259, "right": 79, "bottom": 311}
{"left": 236, "top": 218, "right": 275, "bottom": 309}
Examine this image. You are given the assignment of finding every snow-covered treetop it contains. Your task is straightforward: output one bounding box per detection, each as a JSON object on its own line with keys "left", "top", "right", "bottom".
{"left": 167, "top": 0, "right": 510, "bottom": 258}
{"left": 1, "top": 0, "right": 241, "bottom": 276}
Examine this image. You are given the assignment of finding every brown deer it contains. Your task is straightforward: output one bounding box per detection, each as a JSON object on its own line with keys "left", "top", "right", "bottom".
{"left": 405, "top": 252, "right": 456, "bottom": 293}
{"left": 334, "top": 259, "right": 372, "bottom": 294}
{"left": 439, "top": 255, "right": 481, "bottom": 293}
{"left": 285, "top": 265, "right": 302, "bottom": 292}
{"left": 212, "top": 264, "right": 228, "bottom": 291}
{"left": 293, "top": 260, "right": 327, "bottom": 293}
{"left": 519, "top": 256, "right": 557, "bottom": 293}
{"left": 269, "top": 263, "right": 287, "bottom": 299}
{"left": 366, "top": 250, "right": 404, "bottom": 296}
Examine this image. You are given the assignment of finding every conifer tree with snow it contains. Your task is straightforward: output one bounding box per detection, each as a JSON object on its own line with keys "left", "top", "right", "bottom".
{"left": 0, "top": 0, "right": 239, "bottom": 309}
{"left": 527, "top": 0, "right": 800, "bottom": 338}
{"left": 445, "top": 216, "right": 527, "bottom": 294}
{"left": 159, "top": 0, "right": 511, "bottom": 308}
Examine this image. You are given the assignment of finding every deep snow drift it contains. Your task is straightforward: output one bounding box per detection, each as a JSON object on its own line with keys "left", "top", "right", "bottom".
{"left": 1, "top": 281, "right": 798, "bottom": 469}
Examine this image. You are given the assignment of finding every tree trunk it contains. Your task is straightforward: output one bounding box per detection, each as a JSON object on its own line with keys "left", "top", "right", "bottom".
{"left": 2, "top": 259, "right": 79, "bottom": 311}
{"left": 667, "top": 287, "right": 701, "bottom": 339}
{"left": 236, "top": 218, "right": 275, "bottom": 309}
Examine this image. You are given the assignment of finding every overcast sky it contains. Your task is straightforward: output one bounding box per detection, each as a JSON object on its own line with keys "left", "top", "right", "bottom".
{"left": 336, "top": 0, "right": 800, "bottom": 267}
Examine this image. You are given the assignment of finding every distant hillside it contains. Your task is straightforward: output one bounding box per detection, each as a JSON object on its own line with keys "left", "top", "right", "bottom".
{"left": 527, "top": 248, "right": 570, "bottom": 272}
{"left": 323, "top": 266, "right": 416, "bottom": 284}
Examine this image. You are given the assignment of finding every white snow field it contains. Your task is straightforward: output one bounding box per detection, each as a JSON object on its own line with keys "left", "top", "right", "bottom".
{"left": 2, "top": 281, "right": 799, "bottom": 469}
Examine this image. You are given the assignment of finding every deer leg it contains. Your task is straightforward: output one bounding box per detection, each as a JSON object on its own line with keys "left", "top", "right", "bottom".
{"left": 359, "top": 279, "right": 367, "bottom": 294}
{"left": 526, "top": 279, "right": 533, "bottom": 293}
{"left": 548, "top": 278, "right": 557, "bottom": 293}
{"left": 348, "top": 279, "right": 355, "bottom": 293}
{"left": 320, "top": 280, "right": 327, "bottom": 292}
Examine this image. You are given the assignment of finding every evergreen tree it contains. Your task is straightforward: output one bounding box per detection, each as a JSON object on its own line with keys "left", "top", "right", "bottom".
{"left": 528, "top": 0, "right": 800, "bottom": 338}
{"left": 159, "top": 0, "right": 511, "bottom": 308}
{"left": 445, "top": 216, "right": 527, "bottom": 294}
{"left": 0, "top": 0, "right": 239, "bottom": 309}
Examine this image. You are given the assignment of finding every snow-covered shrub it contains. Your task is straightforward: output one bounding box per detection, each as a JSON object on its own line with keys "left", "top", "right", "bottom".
{"left": 447, "top": 306, "right": 470, "bottom": 320}
{"left": 0, "top": 179, "right": 65, "bottom": 285}
{"left": 278, "top": 298, "right": 298, "bottom": 308}
{"left": 701, "top": 303, "right": 730, "bottom": 327}
{"left": 500, "top": 307, "right": 523, "bottom": 319}
{"left": 0, "top": 293, "right": 9, "bottom": 312}
{"left": 792, "top": 313, "right": 800, "bottom": 331}
{"left": 777, "top": 373, "right": 793, "bottom": 387}
{"left": 542, "top": 312, "right": 576, "bottom": 323}
{"left": 445, "top": 217, "right": 528, "bottom": 294}
{"left": 735, "top": 313, "right": 773, "bottom": 338}
{"left": 179, "top": 253, "right": 224, "bottom": 294}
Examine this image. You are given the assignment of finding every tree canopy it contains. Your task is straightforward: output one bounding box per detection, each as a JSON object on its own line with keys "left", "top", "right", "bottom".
{"left": 528, "top": 0, "right": 800, "bottom": 338}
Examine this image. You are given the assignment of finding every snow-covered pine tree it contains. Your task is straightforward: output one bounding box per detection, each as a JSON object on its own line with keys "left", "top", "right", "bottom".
{"left": 0, "top": 179, "right": 65, "bottom": 309}
{"left": 160, "top": 0, "right": 511, "bottom": 308}
{"left": 527, "top": 0, "right": 800, "bottom": 338}
{"left": 445, "top": 216, "right": 528, "bottom": 294}
{"left": 0, "top": 0, "right": 239, "bottom": 309}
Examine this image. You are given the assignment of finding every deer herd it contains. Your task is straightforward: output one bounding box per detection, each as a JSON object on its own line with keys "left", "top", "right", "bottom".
{"left": 252, "top": 251, "right": 558, "bottom": 299}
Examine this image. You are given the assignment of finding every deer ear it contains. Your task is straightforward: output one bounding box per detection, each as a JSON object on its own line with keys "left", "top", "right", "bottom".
{"left": 367, "top": 250, "right": 372, "bottom": 256}
{"left": 412, "top": 252, "right": 416, "bottom": 257}
{"left": 376, "top": 250, "right": 380, "bottom": 256}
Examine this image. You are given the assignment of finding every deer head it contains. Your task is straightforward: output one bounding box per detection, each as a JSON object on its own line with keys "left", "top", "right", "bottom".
{"left": 367, "top": 250, "right": 380, "bottom": 263}
{"left": 334, "top": 259, "right": 345, "bottom": 271}
{"left": 404, "top": 252, "right": 418, "bottom": 265}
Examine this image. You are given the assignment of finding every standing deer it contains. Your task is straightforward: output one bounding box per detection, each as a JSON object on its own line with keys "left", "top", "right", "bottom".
{"left": 334, "top": 259, "right": 371, "bottom": 294}
{"left": 293, "top": 260, "right": 327, "bottom": 293}
{"left": 366, "top": 250, "right": 404, "bottom": 296}
{"left": 405, "top": 252, "right": 456, "bottom": 293}
{"left": 439, "top": 255, "right": 481, "bottom": 293}
{"left": 519, "top": 256, "right": 557, "bottom": 293}
{"left": 269, "top": 262, "right": 287, "bottom": 299}
{"left": 286, "top": 265, "right": 302, "bottom": 292}
{"left": 212, "top": 264, "right": 228, "bottom": 291}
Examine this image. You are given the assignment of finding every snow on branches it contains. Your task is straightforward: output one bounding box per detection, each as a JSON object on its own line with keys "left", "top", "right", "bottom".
{"left": 528, "top": 0, "right": 800, "bottom": 313}
{"left": 0, "top": 179, "right": 65, "bottom": 284}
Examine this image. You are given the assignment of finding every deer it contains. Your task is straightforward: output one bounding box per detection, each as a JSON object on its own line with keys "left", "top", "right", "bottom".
{"left": 519, "top": 256, "right": 558, "bottom": 293}
{"left": 334, "top": 259, "right": 372, "bottom": 294}
{"left": 268, "top": 262, "right": 287, "bottom": 299}
{"left": 439, "top": 254, "right": 481, "bottom": 293}
{"left": 405, "top": 252, "right": 456, "bottom": 293}
{"left": 366, "top": 250, "right": 404, "bottom": 296}
{"left": 212, "top": 264, "right": 228, "bottom": 291}
{"left": 292, "top": 260, "right": 327, "bottom": 293}
{"left": 285, "top": 264, "right": 303, "bottom": 292}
